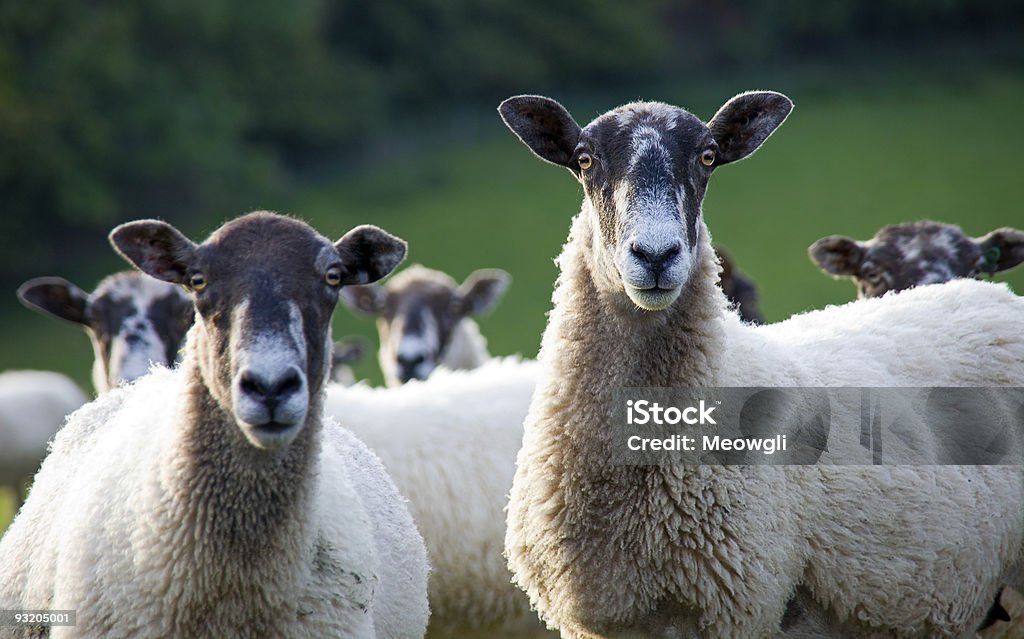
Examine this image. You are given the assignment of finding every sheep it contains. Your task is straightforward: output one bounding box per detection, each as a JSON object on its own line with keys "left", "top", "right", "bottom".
{"left": 714, "top": 244, "right": 763, "bottom": 323}
{"left": 0, "top": 370, "right": 87, "bottom": 508}
{"left": 809, "top": 220, "right": 1024, "bottom": 298}
{"left": 18, "top": 270, "right": 195, "bottom": 392}
{"left": 4, "top": 272, "right": 192, "bottom": 516}
{"left": 331, "top": 336, "right": 371, "bottom": 385}
{"left": 498, "top": 92, "right": 1024, "bottom": 638}
{"left": 0, "top": 211, "right": 429, "bottom": 638}
{"left": 811, "top": 222, "right": 1024, "bottom": 632}
{"left": 324, "top": 357, "right": 551, "bottom": 638}
{"left": 341, "top": 264, "right": 510, "bottom": 386}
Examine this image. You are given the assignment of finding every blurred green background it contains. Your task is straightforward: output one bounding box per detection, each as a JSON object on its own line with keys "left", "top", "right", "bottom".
{"left": 2, "top": 2, "right": 1023, "bottom": 525}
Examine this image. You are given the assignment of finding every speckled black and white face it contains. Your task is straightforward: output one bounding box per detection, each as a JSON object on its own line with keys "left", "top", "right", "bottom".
{"left": 110, "top": 211, "right": 406, "bottom": 451}
{"left": 575, "top": 104, "right": 714, "bottom": 309}
{"left": 18, "top": 271, "right": 194, "bottom": 393}
{"left": 340, "top": 265, "right": 509, "bottom": 386}
{"left": 809, "top": 222, "right": 1024, "bottom": 298}
{"left": 499, "top": 92, "right": 793, "bottom": 311}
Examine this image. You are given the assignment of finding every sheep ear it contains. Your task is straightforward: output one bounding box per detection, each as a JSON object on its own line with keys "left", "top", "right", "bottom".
{"left": 333, "top": 337, "right": 370, "bottom": 366}
{"left": 809, "top": 236, "right": 864, "bottom": 277}
{"left": 335, "top": 225, "right": 407, "bottom": 286}
{"left": 340, "top": 284, "right": 388, "bottom": 316}
{"left": 458, "top": 269, "right": 511, "bottom": 316}
{"left": 975, "top": 228, "right": 1024, "bottom": 274}
{"left": 109, "top": 220, "right": 197, "bottom": 285}
{"left": 498, "top": 95, "right": 582, "bottom": 169}
{"left": 708, "top": 91, "right": 793, "bottom": 165}
{"left": 17, "top": 277, "right": 91, "bottom": 325}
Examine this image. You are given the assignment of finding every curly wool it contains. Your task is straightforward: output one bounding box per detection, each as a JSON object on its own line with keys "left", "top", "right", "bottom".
{"left": 506, "top": 208, "right": 1024, "bottom": 639}
{"left": 326, "top": 357, "right": 549, "bottom": 638}
{"left": 0, "top": 364, "right": 429, "bottom": 639}
{"left": 0, "top": 370, "right": 87, "bottom": 488}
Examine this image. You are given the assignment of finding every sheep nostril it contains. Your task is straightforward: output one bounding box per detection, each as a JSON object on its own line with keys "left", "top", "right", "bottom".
{"left": 630, "top": 242, "right": 649, "bottom": 263}
{"left": 271, "top": 371, "right": 303, "bottom": 399}
{"left": 239, "top": 372, "right": 267, "bottom": 398}
{"left": 631, "top": 240, "right": 682, "bottom": 274}
{"left": 238, "top": 369, "right": 304, "bottom": 415}
{"left": 662, "top": 241, "right": 682, "bottom": 263}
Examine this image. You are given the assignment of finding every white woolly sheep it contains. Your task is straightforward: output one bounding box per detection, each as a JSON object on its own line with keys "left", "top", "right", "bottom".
{"left": 341, "top": 264, "right": 510, "bottom": 386}
{"left": 499, "top": 92, "right": 1024, "bottom": 638}
{"left": 18, "top": 271, "right": 195, "bottom": 392}
{"left": 324, "top": 357, "right": 551, "bottom": 638}
{"left": 0, "top": 370, "right": 87, "bottom": 508}
{"left": 0, "top": 212, "right": 429, "bottom": 638}
{"left": 809, "top": 220, "right": 1024, "bottom": 298}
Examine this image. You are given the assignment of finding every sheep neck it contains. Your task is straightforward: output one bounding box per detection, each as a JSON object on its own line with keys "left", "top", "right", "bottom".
{"left": 533, "top": 206, "right": 731, "bottom": 521}
{"left": 510, "top": 205, "right": 738, "bottom": 632}
{"left": 540, "top": 207, "right": 726, "bottom": 430}
{"left": 165, "top": 357, "right": 320, "bottom": 571}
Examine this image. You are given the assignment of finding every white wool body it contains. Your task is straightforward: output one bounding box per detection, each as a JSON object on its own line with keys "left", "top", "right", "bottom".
{"left": 326, "top": 357, "right": 550, "bottom": 637}
{"left": 0, "top": 370, "right": 87, "bottom": 488}
{"left": 506, "top": 209, "right": 1024, "bottom": 639}
{"left": 0, "top": 366, "right": 429, "bottom": 639}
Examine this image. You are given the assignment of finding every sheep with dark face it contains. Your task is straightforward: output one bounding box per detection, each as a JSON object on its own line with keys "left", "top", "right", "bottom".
{"left": 341, "top": 264, "right": 510, "bottom": 386}
{"left": 810, "top": 221, "right": 1024, "bottom": 298}
{"left": 18, "top": 271, "right": 194, "bottom": 392}
{"left": 0, "top": 212, "right": 429, "bottom": 638}
{"left": 4, "top": 271, "right": 190, "bottom": 511}
{"left": 499, "top": 93, "right": 1024, "bottom": 638}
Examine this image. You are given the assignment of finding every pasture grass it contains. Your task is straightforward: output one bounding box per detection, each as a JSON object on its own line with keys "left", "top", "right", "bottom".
{"left": 0, "top": 489, "right": 15, "bottom": 535}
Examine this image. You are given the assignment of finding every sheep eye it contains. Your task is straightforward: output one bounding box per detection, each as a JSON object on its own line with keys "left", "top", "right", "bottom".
{"left": 578, "top": 153, "right": 593, "bottom": 170}
{"left": 189, "top": 273, "right": 207, "bottom": 291}
{"left": 700, "top": 149, "right": 716, "bottom": 167}
{"left": 325, "top": 266, "right": 343, "bottom": 287}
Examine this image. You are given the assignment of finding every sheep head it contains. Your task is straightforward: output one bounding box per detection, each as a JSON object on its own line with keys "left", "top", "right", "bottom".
{"left": 110, "top": 211, "right": 406, "bottom": 450}
{"left": 341, "top": 265, "right": 510, "bottom": 385}
{"left": 810, "top": 222, "right": 1024, "bottom": 298}
{"left": 499, "top": 92, "right": 791, "bottom": 311}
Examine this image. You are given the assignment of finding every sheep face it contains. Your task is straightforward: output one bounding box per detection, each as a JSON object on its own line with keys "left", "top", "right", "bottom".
{"left": 110, "top": 212, "right": 406, "bottom": 450}
{"left": 18, "top": 272, "right": 194, "bottom": 392}
{"left": 499, "top": 92, "right": 792, "bottom": 311}
{"left": 809, "top": 221, "right": 1024, "bottom": 298}
{"left": 341, "top": 265, "right": 509, "bottom": 385}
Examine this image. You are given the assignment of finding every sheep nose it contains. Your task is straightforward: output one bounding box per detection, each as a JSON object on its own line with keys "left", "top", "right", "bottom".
{"left": 238, "top": 368, "right": 303, "bottom": 411}
{"left": 397, "top": 353, "right": 425, "bottom": 369}
{"left": 396, "top": 353, "right": 428, "bottom": 382}
{"left": 630, "top": 240, "right": 682, "bottom": 275}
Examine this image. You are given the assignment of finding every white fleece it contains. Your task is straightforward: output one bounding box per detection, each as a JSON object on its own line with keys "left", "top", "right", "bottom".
{"left": 0, "top": 366, "right": 429, "bottom": 639}
{"left": 0, "top": 370, "right": 87, "bottom": 487}
{"left": 506, "top": 209, "right": 1024, "bottom": 639}
{"left": 325, "top": 357, "right": 550, "bottom": 638}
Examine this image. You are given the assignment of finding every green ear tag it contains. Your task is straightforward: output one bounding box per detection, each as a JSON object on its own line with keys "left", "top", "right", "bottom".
{"left": 983, "top": 246, "right": 1001, "bottom": 273}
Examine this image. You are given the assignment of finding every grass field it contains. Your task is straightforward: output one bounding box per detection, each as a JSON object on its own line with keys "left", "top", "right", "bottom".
{"left": 2, "top": 69, "right": 1023, "bottom": 536}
